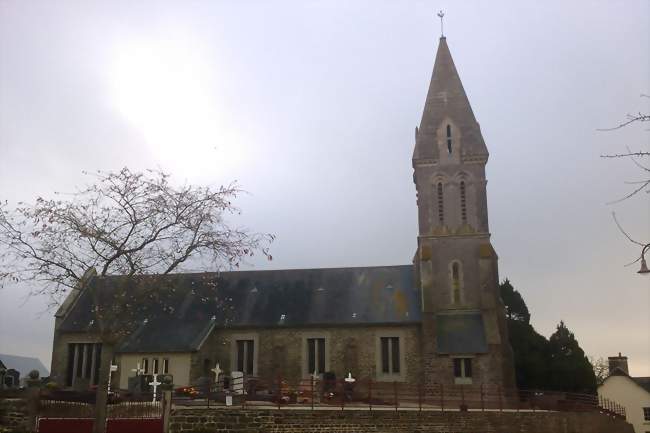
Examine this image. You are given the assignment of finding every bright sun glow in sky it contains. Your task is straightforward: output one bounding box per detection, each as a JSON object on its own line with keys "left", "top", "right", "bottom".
{"left": 110, "top": 36, "right": 246, "bottom": 179}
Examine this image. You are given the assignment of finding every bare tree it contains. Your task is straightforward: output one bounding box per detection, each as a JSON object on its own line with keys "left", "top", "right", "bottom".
{"left": 588, "top": 357, "right": 610, "bottom": 386}
{"left": 0, "top": 167, "right": 273, "bottom": 432}
{"left": 599, "top": 95, "right": 649, "bottom": 273}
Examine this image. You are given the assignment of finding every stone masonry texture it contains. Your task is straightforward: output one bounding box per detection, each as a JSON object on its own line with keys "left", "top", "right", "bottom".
{"left": 169, "top": 408, "right": 634, "bottom": 433}
{"left": 0, "top": 398, "right": 28, "bottom": 432}
{"left": 192, "top": 325, "right": 421, "bottom": 386}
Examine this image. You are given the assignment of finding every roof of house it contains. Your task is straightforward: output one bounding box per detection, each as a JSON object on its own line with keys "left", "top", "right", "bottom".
{"left": 0, "top": 354, "right": 49, "bottom": 378}
{"left": 57, "top": 265, "right": 422, "bottom": 353}
{"left": 605, "top": 368, "right": 650, "bottom": 394}
{"left": 633, "top": 377, "right": 650, "bottom": 393}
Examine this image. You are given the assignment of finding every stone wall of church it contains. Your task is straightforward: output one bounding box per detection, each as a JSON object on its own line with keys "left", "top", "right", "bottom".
{"left": 49, "top": 331, "right": 103, "bottom": 388}
{"left": 189, "top": 325, "right": 422, "bottom": 386}
{"left": 413, "top": 161, "right": 488, "bottom": 238}
{"left": 417, "top": 235, "right": 516, "bottom": 390}
{"left": 420, "top": 314, "right": 500, "bottom": 390}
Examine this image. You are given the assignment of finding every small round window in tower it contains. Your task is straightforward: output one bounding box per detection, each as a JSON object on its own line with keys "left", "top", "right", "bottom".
{"left": 446, "top": 124, "right": 452, "bottom": 154}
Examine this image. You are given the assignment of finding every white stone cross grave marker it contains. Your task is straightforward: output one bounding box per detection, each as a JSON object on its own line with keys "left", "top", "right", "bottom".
{"left": 211, "top": 363, "right": 222, "bottom": 383}
{"left": 131, "top": 362, "right": 144, "bottom": 376}
{"left": 107, "top": 363, "right": 118, "bottom": 394}
{"left": 149, "top": 373, "right": 161, "bottom": 402}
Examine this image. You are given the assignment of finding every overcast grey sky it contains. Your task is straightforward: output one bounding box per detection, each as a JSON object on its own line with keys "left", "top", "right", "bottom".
{"left": 1, "top": 0, "right": 648, "bottom": 375}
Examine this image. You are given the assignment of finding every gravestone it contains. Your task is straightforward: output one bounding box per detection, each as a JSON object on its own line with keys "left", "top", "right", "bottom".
{"left": 231, "top": 371, "right": 244, "bottom": 394}
{"left": 128, "top": 375, "right": 149, "bottom": 394}
{"left": 194, "top": 375, "right": 210, "bottom": 395}
{"left": 4, "top": 369, "right": 19, "bottom": 388}
{"left": 149, "top": 374, "right": 161, "bottom": 402}
{"left": 160, "top": 374, "right": 174, "bottom": 388}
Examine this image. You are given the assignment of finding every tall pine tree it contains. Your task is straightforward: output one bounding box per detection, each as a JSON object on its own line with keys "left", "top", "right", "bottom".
{"left": 547, "top": 321, "right": 597, "bottom": 393}
{"left": 500, "top": 281, "right": 597, "bottom": 393}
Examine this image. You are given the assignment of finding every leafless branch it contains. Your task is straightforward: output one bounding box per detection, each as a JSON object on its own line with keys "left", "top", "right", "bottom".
{"left": 0, "top": 167, "right": 274, "bottom": 307}
{"left": 611, "top": 212, "right": 646, "bottom": 247}
{"left": 600, "top": 151, "right": 650, "bottom": 158}
{"left": 597, "top": 113, "right": 650, "bottom": 131}
{"left": 606, "top": 180, "right": 650, "bottom": 204}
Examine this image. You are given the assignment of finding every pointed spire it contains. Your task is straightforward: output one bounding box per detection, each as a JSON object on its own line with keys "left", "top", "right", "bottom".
{"left": 413, "top": 37, "right": 488, "bottom": 161}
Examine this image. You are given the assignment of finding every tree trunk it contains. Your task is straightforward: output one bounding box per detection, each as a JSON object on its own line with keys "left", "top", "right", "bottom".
{"left": 93, "top": 342, "right": 114, "bottom": 433}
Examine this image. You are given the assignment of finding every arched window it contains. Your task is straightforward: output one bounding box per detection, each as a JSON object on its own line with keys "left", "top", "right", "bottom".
{"left": 460, "top": 181, "right": 467, "bottom": 224}
{"left": 451, "top": 262, "right": 462, "bottom": 304}
{"left": 446, "top": 124, "right": 452, "bottom": 154}
{"left": 437, "top": 183, "right": 444, "bottom": 225}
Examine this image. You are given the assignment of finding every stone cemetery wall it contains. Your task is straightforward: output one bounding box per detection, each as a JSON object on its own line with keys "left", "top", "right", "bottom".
{"left": 0, "top": 398, "right": 28, "bottom": 432}
{"left": 169, "top": 408, "right": 633, "bottom": 433}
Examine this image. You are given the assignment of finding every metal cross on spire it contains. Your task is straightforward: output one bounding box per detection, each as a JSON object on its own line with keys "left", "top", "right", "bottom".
{"left": 437, "top": 10, "right": 445, "bottom": 37}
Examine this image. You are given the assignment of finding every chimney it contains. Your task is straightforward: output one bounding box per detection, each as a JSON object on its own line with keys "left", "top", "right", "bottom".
{"left": 608, "top": 352, "right": 629, "bottom": 375}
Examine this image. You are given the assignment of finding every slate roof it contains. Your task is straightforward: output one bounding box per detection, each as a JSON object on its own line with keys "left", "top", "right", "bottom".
{"left": 0, "top": 354, "right": 49, "bottom": 378}
{"left": 413, "top": 37, "right": 488, "bottom": 161}
{"left": 58, "top": 265, "right": 421, "bottom": 353}
{"left": 435, "top": 312, "right": 488, "bottom": 354}
{"left": 633, "top": 377, "right": 650, "bottom": 393}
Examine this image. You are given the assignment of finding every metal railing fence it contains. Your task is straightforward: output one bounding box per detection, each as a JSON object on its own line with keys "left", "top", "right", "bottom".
{"left": 168, "top": 375, "right": 626, "bottom": 420}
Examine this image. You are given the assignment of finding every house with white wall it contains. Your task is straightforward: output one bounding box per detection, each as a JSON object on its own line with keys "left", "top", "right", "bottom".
{"left": 598, "top": 353, "right": 650, "bottom": 433}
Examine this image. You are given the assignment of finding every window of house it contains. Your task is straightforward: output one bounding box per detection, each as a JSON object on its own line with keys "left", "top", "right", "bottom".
{"left": 453, "top": 358, "right": 472, "bottom": 384}
{"left": 142, "top": 358, "right": 149, "bottom": 374}
{"left": 460, "top": 181, "right": 467, "bottom": 224}
{"left": 437, "top": 183, "right": 444, "bottom": 225}
{"left": 380, "top": 337, "right": 400, "bottom": 374}
{"left": 307, "top": 338, "right": 326, "bottom": 375}
{"left": 152, "top": 358, "right": 159, "bottom": 375}
{"left": 162, "top": 358, "right": 169, "bottom": 375}
{"left": 643, "top": 407, "right": 650, "bottom": 421}
{"left": 236, "top": 339, "right": 255, "bottom": 375}
{"left": 446, "top": 124, "right": 452, "bottom": 154}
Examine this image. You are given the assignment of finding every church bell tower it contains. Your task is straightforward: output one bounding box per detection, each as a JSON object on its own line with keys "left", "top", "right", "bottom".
{"left": 413, "top": 36, "right": 515, "bottom": 388}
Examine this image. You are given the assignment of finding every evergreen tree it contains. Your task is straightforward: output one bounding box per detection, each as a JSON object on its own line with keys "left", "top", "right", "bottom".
{"left": 500, "top": 280, "right": 597, "bottom": 393}
{"left": 506, "top": 320, "right": 550, "bottom": 390}
{"left": 547, "top": 321, "right": 598, "bottom": 393}
{"left": 500, "top": 279, "right": 530, "bottom": 323}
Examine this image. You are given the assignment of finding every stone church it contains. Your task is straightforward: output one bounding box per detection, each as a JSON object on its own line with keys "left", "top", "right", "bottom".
{"left": 50, "top": 35, "right": 516, "bottom": 391}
